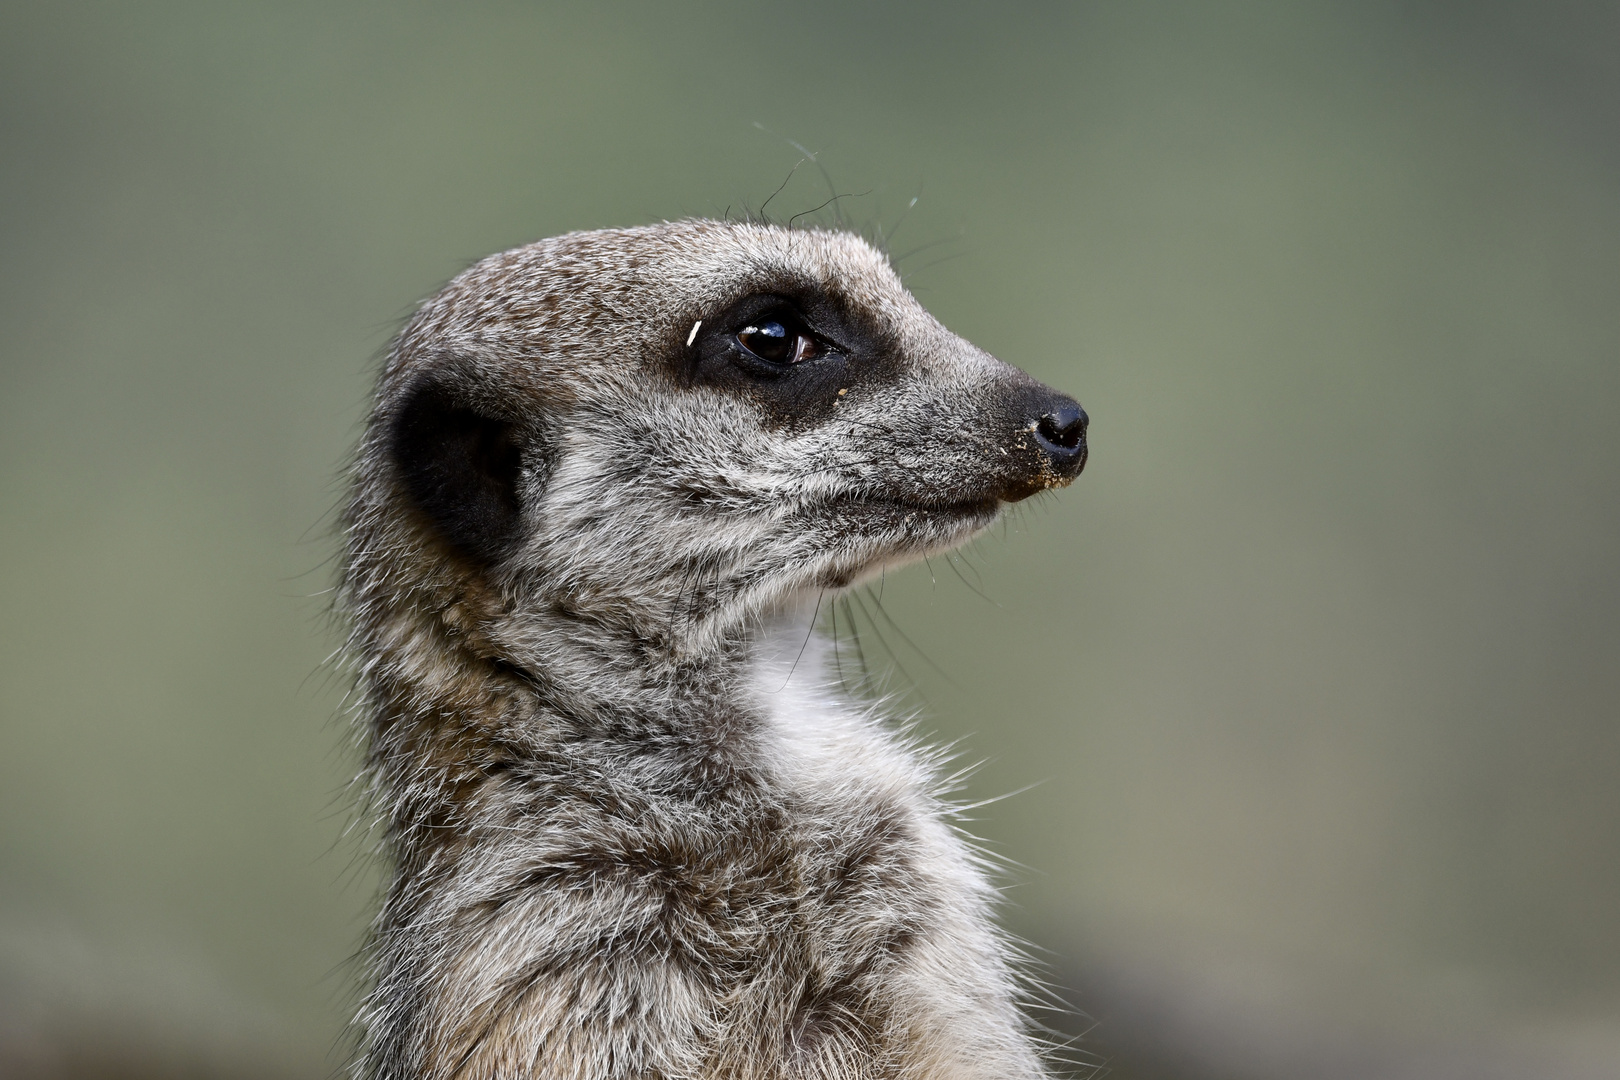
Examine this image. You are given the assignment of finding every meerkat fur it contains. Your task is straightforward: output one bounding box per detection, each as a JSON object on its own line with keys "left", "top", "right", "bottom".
{"left": 341, "top": 220, "right": 1089, "bottom": 1080}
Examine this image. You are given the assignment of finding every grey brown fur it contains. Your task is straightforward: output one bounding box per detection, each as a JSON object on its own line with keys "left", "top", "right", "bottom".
{"left": 341, "top": 220, "right": 1087, "bottom": 1080}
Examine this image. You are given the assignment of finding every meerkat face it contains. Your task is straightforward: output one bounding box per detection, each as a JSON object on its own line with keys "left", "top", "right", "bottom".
{"left": 363, "top": 221, "right": 1085, "bottom": 655}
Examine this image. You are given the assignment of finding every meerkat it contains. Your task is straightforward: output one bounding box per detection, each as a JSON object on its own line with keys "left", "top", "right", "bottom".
{"left": 341, "top": 219, "right": 1088, "bottom": 1080}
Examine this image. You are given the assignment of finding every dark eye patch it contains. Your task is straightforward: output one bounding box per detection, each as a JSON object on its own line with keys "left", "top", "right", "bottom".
{"left": 685, "top": 290, "right": 897, "bottom": 429}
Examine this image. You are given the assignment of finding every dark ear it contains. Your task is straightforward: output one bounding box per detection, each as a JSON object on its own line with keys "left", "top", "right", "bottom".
{"left": 390, "top": 379, "right": 526, "bottom": 566}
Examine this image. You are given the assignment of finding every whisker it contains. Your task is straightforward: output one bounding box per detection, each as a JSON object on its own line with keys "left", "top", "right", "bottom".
{"left": 862, "top": 583, "right": 959, "bottom": 689}
{"left": 777, "top": 589, "right": 824, "bottom": 692}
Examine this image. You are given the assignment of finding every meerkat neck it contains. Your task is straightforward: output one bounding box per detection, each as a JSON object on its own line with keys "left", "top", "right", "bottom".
{"left": 358, "top": 591, "right": 827, "bottom": 844}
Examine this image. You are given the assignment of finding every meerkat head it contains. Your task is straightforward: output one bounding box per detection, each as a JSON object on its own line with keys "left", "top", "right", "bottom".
{"left": 348, "top": 220, "right": 1085, "bottom": 670}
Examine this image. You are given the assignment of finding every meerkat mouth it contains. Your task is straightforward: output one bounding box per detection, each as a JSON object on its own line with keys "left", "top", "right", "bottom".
{"left": 827, "top": 491, "right": 1002, "bottom": 520}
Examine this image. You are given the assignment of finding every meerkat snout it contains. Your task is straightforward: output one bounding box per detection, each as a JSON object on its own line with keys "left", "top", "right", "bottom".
{"left": 344, "top": 220, "right": 1087, "bottom": 1080}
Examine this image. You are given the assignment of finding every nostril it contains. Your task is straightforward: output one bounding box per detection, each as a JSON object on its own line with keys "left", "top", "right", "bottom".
{"left": 1034, "top": 403, "right": 1087, "bottom": 453}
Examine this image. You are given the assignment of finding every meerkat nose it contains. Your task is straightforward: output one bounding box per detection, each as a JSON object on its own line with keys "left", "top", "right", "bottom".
{"left": 1031, "top": 395, "right": 1088, "bottom": 472}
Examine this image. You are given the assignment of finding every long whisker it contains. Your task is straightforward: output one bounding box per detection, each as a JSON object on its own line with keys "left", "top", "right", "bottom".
{"left": 777, "top": 589, "right": 825, "bottom": 692}
{"left": 946, "top": 552, "right": 998, "bottom": 608}
{"left": 841, "top": 596, "right": 871, "bottom": 692}
{"left": 848, "top": 587, "right": 915, "bottom": 690}
{"left": 862, "top": 583, "right": 959, "bottom": 689}
{"left": 830, "top": 591, "right": 845, "bottom": 691}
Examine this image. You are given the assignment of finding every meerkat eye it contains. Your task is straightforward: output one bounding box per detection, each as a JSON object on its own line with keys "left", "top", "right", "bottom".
{"left": 737, "top": 316, "right": 819, "bottom": 364}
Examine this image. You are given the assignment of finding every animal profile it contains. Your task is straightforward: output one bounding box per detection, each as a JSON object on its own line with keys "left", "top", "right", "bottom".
{"left": 342, "top": 220, "right": 1087, "bottom": 1080}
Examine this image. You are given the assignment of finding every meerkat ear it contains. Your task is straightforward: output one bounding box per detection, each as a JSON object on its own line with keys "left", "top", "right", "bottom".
{"left": 390, "top": 378, "right": 527, "bottom": 566}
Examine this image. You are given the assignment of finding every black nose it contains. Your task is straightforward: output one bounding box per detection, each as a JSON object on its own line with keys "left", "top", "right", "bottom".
{"left": 1032, "top": 398, "right": 1088, "bottom": 465}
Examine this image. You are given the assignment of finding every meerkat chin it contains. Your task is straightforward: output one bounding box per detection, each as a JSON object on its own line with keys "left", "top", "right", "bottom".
{"left": 342, "top": 220, "right": 1087, "bottom": 1080}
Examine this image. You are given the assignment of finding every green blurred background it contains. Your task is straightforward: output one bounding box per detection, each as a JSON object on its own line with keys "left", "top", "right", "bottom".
{"left": 2, "top": 2, "right": 1617, "bottom": 1077}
